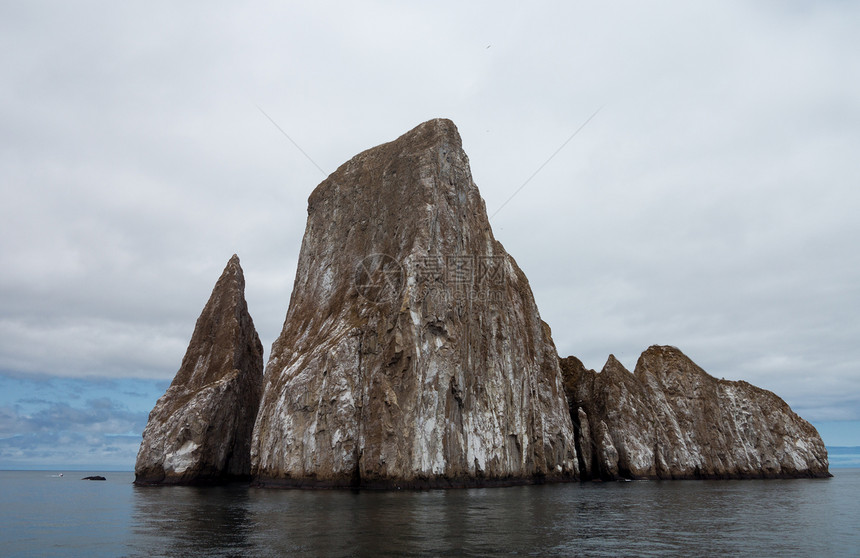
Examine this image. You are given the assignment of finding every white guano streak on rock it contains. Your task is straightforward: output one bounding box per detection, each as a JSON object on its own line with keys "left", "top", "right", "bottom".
{"left": 719, "top": 384, "right": 758, "bottom": 470}
{"left": 164, "top": 440, "right": 200, "bottom": 474}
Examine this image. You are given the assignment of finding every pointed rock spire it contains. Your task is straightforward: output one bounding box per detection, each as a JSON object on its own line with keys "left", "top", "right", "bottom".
{"left": 135, "top": 254, "right": 264, "bottom": 485}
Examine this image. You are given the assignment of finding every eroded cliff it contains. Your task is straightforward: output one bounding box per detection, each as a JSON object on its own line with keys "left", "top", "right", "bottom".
{"left": 561, "top": 345, "right": 830, "bottom": 480}
{"left": 135, "top": 255, "right": 264, "bottom": 485}
{"left": 251, "top": 118, "right": 577, "bottom": 488}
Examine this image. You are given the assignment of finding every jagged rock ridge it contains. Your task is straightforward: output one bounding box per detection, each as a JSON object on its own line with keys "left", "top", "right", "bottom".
{"left": 135, "top": 255, "right": 264, "bottom": 485}
{"left": 561, "top": 345, "right": 830, "bottom": 480}
{"left": 251, "top": 118, "right": 577, "bottom": 488}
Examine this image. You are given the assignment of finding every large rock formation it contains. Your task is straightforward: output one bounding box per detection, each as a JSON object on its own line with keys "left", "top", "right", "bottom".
{"left": 251, "top": 118, "right": 577, "bottom": 488}
{"left": 561, "top": 345, "right": 830, "bottom": 480}
{"left": 135, "top": 255, "right": 264, "bottom": 485}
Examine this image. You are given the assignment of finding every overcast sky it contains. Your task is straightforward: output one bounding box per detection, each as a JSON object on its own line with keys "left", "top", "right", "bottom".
{"left": 2, "top": 1, "right": 859, "bottom": 469}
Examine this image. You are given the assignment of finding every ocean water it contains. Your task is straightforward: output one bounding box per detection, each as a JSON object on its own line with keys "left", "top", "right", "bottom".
{"left": 1, "top": 470, "right": 858, "bottom": 557}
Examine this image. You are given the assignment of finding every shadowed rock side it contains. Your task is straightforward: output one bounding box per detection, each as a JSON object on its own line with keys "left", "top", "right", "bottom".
{"left": 561, "top": 345, "right": 830, "bottom": 480}
{"left": 135, "top": 255, "right": 264, "bottom": 485}
{"left": 252, "top": 118, "right": 577, "bottom": 488}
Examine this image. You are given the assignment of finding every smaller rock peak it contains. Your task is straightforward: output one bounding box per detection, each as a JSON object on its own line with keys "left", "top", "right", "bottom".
{"left": 636, "top": 345, "right": 679, "bottom": 369}
{"left": 225, "top": 254, "right": 243, "bottom": 273}
{"left": 644, "top": 345, "right": 680, "bottom": 356}
{"left": 219, "top": 254, "right": 245, "bottom": 285}
{"left": 602, "top": 354, "right": 630, "bottom": 375}
{"left": 559, "top": 355, "right": 588, "bottom": 371}
{"left": 635, "top": 345, "right": 709, "bottom": 385}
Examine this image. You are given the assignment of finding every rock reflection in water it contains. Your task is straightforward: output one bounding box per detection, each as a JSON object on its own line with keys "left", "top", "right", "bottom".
{"left": 130, "top": 484, "right": 252, "bottom": 557}
{"left": 127, "top": 476, "right": 847, "bottom": 557}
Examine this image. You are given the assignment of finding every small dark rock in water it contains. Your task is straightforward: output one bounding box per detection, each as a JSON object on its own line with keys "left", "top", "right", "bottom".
{"left": 81, "top": 476, "right": 106, "bottom": 481}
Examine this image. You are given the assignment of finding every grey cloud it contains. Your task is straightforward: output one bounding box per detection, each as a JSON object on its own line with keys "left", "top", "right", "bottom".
{"left": 0, "top": 398, "right": 146, "bottom": 436}
{"left": 1, "top": 0, "right": 858, "bottom": 431}
{"left": 0, "top": 431, "right": 141, "bottom": 470}
{"left": 0, "top": 393, "right": 147, "bottom": 469}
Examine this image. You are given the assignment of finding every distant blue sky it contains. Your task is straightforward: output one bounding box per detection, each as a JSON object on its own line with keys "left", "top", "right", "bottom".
{"left": 808, "top": 423, "right": 860, "bottom": 449}
{"left": 0, "top": 374, "right": 167, "bottom": 470}
{"left": 1, "top": 1, "right": 858, "bottom": 470}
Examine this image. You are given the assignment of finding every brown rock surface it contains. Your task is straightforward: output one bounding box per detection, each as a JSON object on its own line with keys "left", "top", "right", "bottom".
{"left": 251, "top": 118, "right": 577, "bottom": 488}
{"left": 561, "top": 345, "right": 830, "bottom": 480}
{"left": 135, "top": 255, "right": 264, "bottom": 485}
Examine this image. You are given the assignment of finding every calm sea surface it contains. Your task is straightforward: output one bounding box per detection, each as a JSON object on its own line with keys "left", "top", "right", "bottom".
{"left": 1, "top": 470, "right": 858, "bottom": 557}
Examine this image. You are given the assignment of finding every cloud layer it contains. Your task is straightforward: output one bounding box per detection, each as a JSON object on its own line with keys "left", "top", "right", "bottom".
{"left": 1, "top": 0, "right": 858, "bottom": 464}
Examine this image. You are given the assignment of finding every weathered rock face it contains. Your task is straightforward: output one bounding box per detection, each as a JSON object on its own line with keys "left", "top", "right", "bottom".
{"left": 561, "top": 345, "right": 830, "bottom": 480}
{"left": 135, "top": 255, "right": 264, "bottom": 485}
{"left": 252, "top": 118, "right": 577, "bottom": 487}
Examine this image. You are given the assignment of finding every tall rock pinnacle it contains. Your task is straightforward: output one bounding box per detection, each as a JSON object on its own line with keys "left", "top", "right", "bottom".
{"left": 252, "top": 118, "right": 578, "bottom": 487}
{"left": 135, "top": 254, "right": 264, "bottom": 485}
